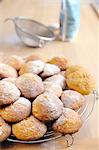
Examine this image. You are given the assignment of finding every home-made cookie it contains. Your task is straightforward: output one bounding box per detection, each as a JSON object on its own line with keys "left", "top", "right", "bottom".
{"left": 0, "top": 81, "right": 21, "bottom": 106}
{"left": 19, "top": 60, "right": 45, "bottom": 75}
{"left": 48, "top": 56, "right": 70, "bottom": 70}
{"left": 0, "top": 63, "right": 18, "bottom": 78}
{"left": 32, "top": 92, "right": 63, "bottom": 121}
{"left": 16, "top": 73, "right": 44, "bottom": 99}
{"left": 1, "top": 97, "right": 31, "bottom": 122}
{"left": 12, "top": 115, "right": 47, "bottom": 141}
{"left": 0, "top": 117, "right": 11, "bottom": 142}
{"left": 53, "top": 108, "right": 82, "bottom": 134}
{"left": 45, "top": 74, "right": 66, "bottom": 89}
{"left": 25, "top": 54, "right": 43, "bottom": 62}
{"left": 65, "top": 65, "right": 85, "bottom": 77}
{"left": 4, "top": 55, "right": 25, "bottom": 71}
{"left": 43, "top": 81, "right": 62, "bottom": 97}
{"left": 61, "top": 90, "right": 84, "bottom": 110}
{"left": 41, "top": 63, "right": 60, "bottom": 78}
{"left": 65, "top": 65, "right": 96, "bottom": 95}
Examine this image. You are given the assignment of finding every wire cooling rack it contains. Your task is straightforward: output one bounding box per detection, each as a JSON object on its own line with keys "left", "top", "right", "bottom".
{"left": 7, "top": 90, "right": 98, "bottom": 147}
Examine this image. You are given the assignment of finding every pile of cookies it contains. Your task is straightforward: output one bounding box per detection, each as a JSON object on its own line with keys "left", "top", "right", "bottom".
{"left": 0, "top": 54, "right": 95, "bottom": 142}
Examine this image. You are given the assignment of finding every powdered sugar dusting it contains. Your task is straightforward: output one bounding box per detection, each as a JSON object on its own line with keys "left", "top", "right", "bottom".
{"left": 45, "top": 74, "right": 66, "bottom": 89}
{"left": 0, "top": 81, "right": 21, "bottom": 105}
{"left": 2, "top": 77, "right": 17, "bottom": 84}
{"left": 43, "top": 81, "right": 62, "bottom": 97}
{"left": 61, "top": 90, "right": 84, "bottom": 108}
{"left": 16, "top": 73, "right": 44, "bottom": 98}
{"left": 23, "top": 60, "right": 45, "bottom": 74}
{"left": 41, "top": 63, "right": 60, "bottom": 77}
{"left": 0, "top": 127, "right": 3, "bottom": 135}
{"left": 0, "top": 63, "right": 18, "bottom": 78}
{"left": 15, "top": 97, "right": 31, "bottom": 107}
{"left": 33, "top": 93, "right": 63, "bottom": 121}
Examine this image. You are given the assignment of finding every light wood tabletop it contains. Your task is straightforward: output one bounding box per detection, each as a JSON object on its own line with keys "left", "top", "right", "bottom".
{"left": 0, "top": 0, "right": 99, "bottom": 149}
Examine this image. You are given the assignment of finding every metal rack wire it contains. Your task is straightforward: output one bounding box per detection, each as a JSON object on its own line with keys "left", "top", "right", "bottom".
{"left": 7, "top": 90, "right": 98, "bottom": 147}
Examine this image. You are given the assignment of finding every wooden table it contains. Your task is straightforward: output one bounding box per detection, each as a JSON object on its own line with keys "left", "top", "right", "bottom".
{"left": 0, "top": 0, "right": 99, "bottom": 149}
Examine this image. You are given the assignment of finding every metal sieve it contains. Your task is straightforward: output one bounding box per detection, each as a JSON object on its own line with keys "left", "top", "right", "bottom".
{"left": 5, "top": 17, "right": 55, "bottom": 47}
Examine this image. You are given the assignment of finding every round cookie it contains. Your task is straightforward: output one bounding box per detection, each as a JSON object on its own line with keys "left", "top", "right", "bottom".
{"left": 43, "top": 81, "right": 62, "bottom": 97}
{"left": 53, "top": 108, "right": 82, "bottom": 134}
{"left": 32, "top": 92, "right": 63, "bottom": 121}
{"left": 1, "top": 97, "right": 31, "bottom": 122}
{"left": 0, "top": 117, "right": 11, "bottom": 142}
{"left": 65, "top": 65, "right": 96, "bottom": 95}
{"left": 48, "top": 56, "right": 70, "bottom": 70}
{"left": 19, "top": 60, "right": 45, "bottom": 75}
{"left": 25, "top": 54, "right": 43, "bottom": 62}
{"left": 61, "top": 90, "right": 84, "bottom": 110}
{"left": 0, "top": 63, "right": 18, "bottom": 78}
{"left": 4, "top": 55, "right": 25, "bottom": 71}
{"left": 12, "top": 115, "right": 47, "bottom": 141}
{"left": 0, "top": 81, "right": 21, "bottom": 106}
{"left": 41, "top": 63, "right": 60, "bottom": 78}
{"left": 45, "top": 74, "right": 66, "bottom": 89}
{"left": 16, "top": 73, "right": 44, "bottom": 99}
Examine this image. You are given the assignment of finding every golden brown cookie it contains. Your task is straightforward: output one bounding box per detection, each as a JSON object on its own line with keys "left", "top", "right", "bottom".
{"left": 16, "top": 73, "right": 44, "bottom": 99}
{"left": 53, "top": 108, "right": 82, "bottom": 134}
{"left": 4, "top": 56, "right": 25, "bottom": 71}
{"left": 19, "top": 60, "right": 45, "bottom": 75}
{"left": 12, "top": 115, "right": 47, "bottom": 141}
{"left": 0, "top": 63, "right": 18, "bottom": 78}
{"left": 1, "top": 97, "right": 31, "bottom": 122}
{"left": 32, "top": 92, "right": 63, "bottom": 121}
{"left": 65, "top": 66, "right": 96, "bottom": 95}
{"left": 43, "top": 81, "right": 62, "bottom": 97}
{"left": 25, "top": 54, "right": 43, "bottom": 62}
{"left": 61, "top": 90, "right": 84, "bottom": 110}
{"left": 0, "top": 117, "right": 11, "bottom": 142}
{"left": 65, "top": 65, "right": 85, "bottom": 77}
{"left": 48, "top": 57, "right": 70, "bottom": 70}
{"left": 0, "top": 81, "right": 21, "bottom": 106}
